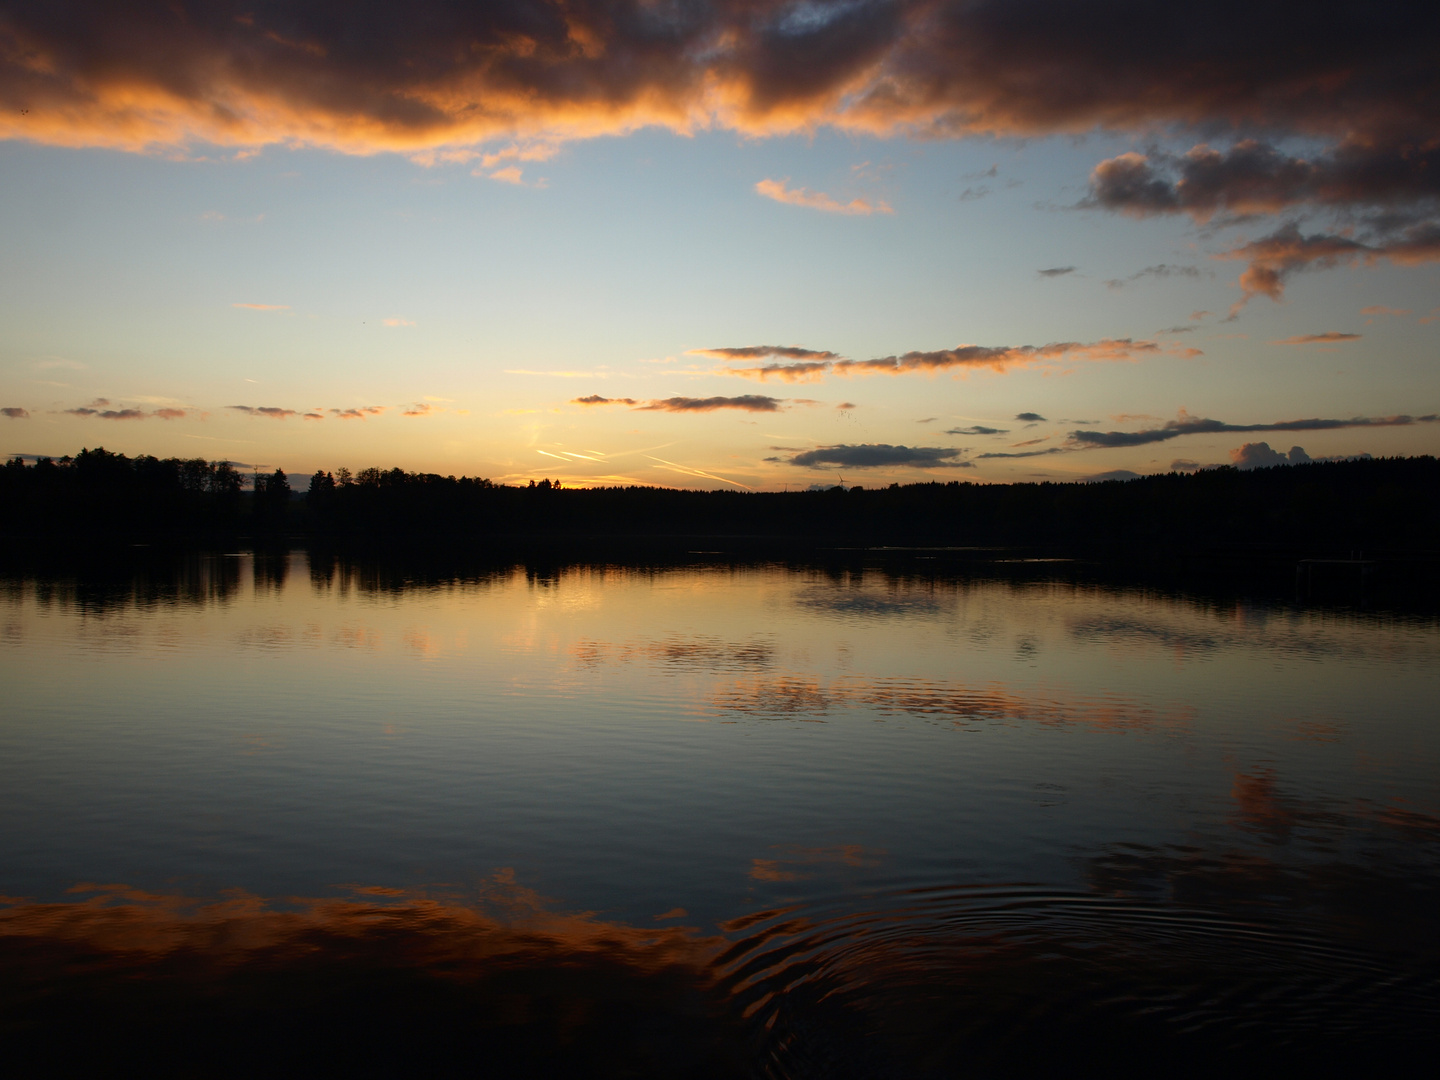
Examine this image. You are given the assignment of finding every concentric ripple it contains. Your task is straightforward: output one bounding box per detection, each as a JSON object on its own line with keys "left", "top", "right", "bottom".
{"left": 713, "top": 885, "right": 1439, "bottom": 1078}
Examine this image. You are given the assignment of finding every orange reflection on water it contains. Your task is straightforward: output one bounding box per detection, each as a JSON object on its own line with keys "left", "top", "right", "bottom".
{"left": 0, "top": 874, "right": 741, "bottom": 1074}
{"left": 749, "top": 844, "right": 884, "bottom": 882}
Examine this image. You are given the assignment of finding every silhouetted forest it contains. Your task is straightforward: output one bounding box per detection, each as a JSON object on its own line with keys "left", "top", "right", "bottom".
{"left": 3, "top": 447, "right": 1438, "bottom": 558}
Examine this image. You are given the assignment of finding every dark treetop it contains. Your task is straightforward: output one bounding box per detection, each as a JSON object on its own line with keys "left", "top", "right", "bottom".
{"left": 3, "top": 448, "right": 1438, "bottom": 558}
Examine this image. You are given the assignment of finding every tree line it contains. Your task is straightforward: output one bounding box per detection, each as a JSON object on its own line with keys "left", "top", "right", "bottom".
{"left": 3, "top": 447, "right": 1438, "bottom": 556}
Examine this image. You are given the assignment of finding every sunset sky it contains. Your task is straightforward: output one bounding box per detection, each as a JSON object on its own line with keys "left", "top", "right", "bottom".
{"left": 2, "top": 0, "right": 1437, "bottom": 488}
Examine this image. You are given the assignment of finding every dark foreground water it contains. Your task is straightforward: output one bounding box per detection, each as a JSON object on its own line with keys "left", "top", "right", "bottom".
{"left": 1, "top": 551, "right": 1436, "bottom": 1077}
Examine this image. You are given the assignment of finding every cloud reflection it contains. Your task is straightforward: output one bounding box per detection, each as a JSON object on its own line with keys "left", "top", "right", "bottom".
{"left": 711, "top": 674, "right": 1194, "bottom": 732}
{"left": 571, "top": 635, "right": 775, "bottom": 672}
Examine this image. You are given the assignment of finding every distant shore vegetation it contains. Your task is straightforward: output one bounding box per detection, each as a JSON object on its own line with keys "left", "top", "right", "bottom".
{"left": 3, "top": 447, "right": 1437, "bottom": 556}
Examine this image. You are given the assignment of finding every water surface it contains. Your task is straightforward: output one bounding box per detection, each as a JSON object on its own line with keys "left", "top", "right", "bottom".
{"left": 2, "top": 552, "right": 1436, "bottom": 1075}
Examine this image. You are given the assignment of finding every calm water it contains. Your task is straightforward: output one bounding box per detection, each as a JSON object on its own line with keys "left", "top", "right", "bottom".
{"left": 2, "top": 551, "right": 1437, "bottom": 1076}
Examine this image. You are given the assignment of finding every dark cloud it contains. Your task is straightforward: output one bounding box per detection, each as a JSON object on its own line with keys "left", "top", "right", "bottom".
{"left": 1272, "top": 332, "right": 1361, "bottom": 345}
{"left": 573, "top": 395, "right": 639, "bottom": 406}
{"left": 945, "top": 424, "right": 1007, "bottom": 435}
{"left": 1084, "top": 133, "right": 1440, "bottom": 305}
{"left": 976, "top": 411, "right": 1436, "bottom": 459}
{"left": 639, "top": 395, "right": 783, "bottom": 413}
{"left": 1071, "top": 412, "right": 1437, "bottom": 449}
{"left": 64, "top": 407, "right": 147, "bottom": 420}
{"left": 1215, "top": 224, "right": 1396, "bottom": 310}
{"left": 1157, "top": 325, "right": 1197, "bottom": 334}
{"left": 1082, "top": 469, "right": 1141, "bottom": 482}
{"left": 1170, "top": 458, "right": 1202, "bottom": 473}
{"left": 6, "top": 2, "right": 1436, "bottom": 179}
{"left": 331, "top": 407, "right": 386, "bottom": 419}
{"left": 229, "top": 405, "right": 298, "bottom": 419}
{"left": 2, "top": 407, "right": 28, "bottom": 419}
{"left": 1015, "top": 412, "right": 1046, "bottom": 422}
{"left": 1087, "top": 140, "right": 1440, "bottom": 224}
{"left": 61, "top": 398, "right": 191, "bottom": 420}
{"left": 975, "top": 446, "right": 1062, "bottom": 459}
{"left": 1038, "top": 266, "right": 1075, "bottom": 277}
{"left": 9, "top": 3, "right": 1439, "bottom": 314}
{"left": 1223, "top": 220, "right": 1440, "bottom": 308}
{"left": 788, "top": 444, "right": 971, "bottom": 469}
{"left": 576, "top": 394, "right": 783, "bottom": 412}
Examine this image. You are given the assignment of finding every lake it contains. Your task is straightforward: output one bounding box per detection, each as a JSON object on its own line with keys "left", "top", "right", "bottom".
{"left": 1, "top": 550, "right": 1436, "bottom": 1076}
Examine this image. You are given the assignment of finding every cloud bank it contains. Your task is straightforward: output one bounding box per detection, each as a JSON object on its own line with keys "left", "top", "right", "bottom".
{"left": 4, "top": 2, "right": 1435, "bottom": 159}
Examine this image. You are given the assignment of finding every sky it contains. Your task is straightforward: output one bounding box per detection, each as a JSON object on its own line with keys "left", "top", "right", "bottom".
{"left": 1, "top": 0, "right": 1437, "bottom": 489}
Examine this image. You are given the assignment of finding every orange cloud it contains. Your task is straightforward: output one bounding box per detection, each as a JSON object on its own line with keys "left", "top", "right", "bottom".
{"left": 1218, "top": 223, "right": 1440, "bottom": 312}
{"left": 689, "top": 345, "right": 839, "bottom": 362}
{"left": 722, "top": 360, "right": 835, "bottom": 383}
{"left": 754, "top": 178, "right": 892, "bottom": 216}
{"left": 716, "top": 338, "right": 1193, "bottom": 382}
{"left": 487, "top": 165, "right": 525, "bottom": 184}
